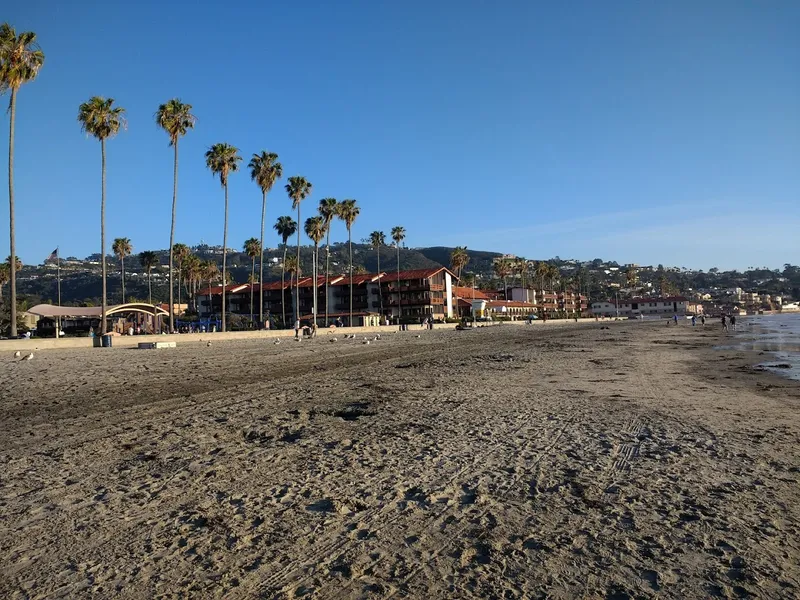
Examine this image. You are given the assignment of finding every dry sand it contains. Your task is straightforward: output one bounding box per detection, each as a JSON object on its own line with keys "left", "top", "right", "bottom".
{"left": 1, "top": 321, "right": 799, "bottom": 599}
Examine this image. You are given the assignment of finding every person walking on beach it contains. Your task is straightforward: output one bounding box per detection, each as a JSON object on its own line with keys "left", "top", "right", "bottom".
{"left": 691, "top": 315, "right": 696, "bottom": 327}
{"left": 730, "top": 315, "right": 737, "bottom": 331}
{"left": 294, "top": 318, "right": 301, "bottom": 339}
{"left": 673, "top": 314, "right": 679, "bottom": 325}
{"left": 721, "top": 314, "right": 728, "bottom": 332}
{"left": 701, "top": 315, "right": 705, "bottom": 327}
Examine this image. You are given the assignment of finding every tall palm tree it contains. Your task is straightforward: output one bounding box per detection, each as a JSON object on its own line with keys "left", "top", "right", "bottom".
{"left": 450, "top": 246, "right": 469, "bottom": 279}
{"left": 494, "top": 259, "right": 513, "bottom": 300}
{"left": 1, "top": 24, "right": 44, "bottom": 338}
{"left": 112, "top": 237, "right": 132, "bottom": 303}
{"left": 284, "top": 255, "right": 299, "bottom": 315}
{"left": 391, "top": 226, "right": 406, "bottom": 320}
{"left": 535, "top": 261, "right": 549, "bottom": 290}
{"left": 181, "top": 252, "right": 200, "bottom": 311}
{"left": 274, "top": 216, "right": 297, "bottom": 327}
{"left": 318, "top": 198, "right": 338, "bottom": 324}
{"left": 156, "top": 99, "right": 196, "bottom": 333}
{"left": 205, "top": 143, "right": 242, "bottom": 332}
{"left": 248, "top": 151, "right": 282, "bottom": 326}
{"left": 243, "top": 237, "right": 261, "bottom": 323}
{"left": 201, "top": 259, "right": 220, "bottom": 318}
{"left": 139, "top": 251, "right": 159, "bottom": 304}
{"left": 305, "top": 217, "right": 326, "bottom": 325}
{"left": 78, "top": 96, "right": 125, "bottom": 335}
{"left": 548, "top": 264, "right": 560, "bottom": 291}
{"left": 369, "top": 231, "right": 386, "bottom": 316}
{"left": 337, "top": 199, "right": 360, "bottom": 325}
{"left": 172, "top": 243, "right": 190, "bottom": 315}
{"left": 284, "top": 176, "right": 313, "bottom": 324}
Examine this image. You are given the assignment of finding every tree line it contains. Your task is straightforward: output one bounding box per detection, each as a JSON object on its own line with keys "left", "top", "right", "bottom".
{"left": 2, "top": 23, "right": 410, "bottom": 335}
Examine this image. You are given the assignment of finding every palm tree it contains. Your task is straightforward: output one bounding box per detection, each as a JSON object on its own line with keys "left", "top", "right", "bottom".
{"left": 625, "top": 266, "right": 639, "bottom": 293}
{"left": 535, "top": 261, "right": 549, "bottom": 291}
{"left": 181, "top": 252, "right": 200, "bottom": 311}
{"left": 305, "top": 217, "right": 326, "bottom": 325}
{"left": 516, "top": 258, "right": 529, "bottom": 290}
{"left": 284, "top": 255, "right": 299, "bottom": 313}
{"left": 337, "top": 199, "right": 360, "bottom": 325}
{"left": 450, "top": 246, "right": 469, "bottom": 279}
{"left": 112, "top": 237, "right": 132, "bottom": 303}
{"left": 248, "top": 151, "right": 282, "bottom": 326}
{"left": 391, "top": 226, "right": 406, "bottom": 320}
{"left": 205, "top": 143, "right": 242, "bottom": 332}
{"left": 1, "top": 24, "right": 44, "bottom": 337}
{"left": 78, "top": 96, "right": 125, "bottom": 335}
{"left": 284, "top": 176, "right": 313, "bottom": 324}
{"left": 318, "top": 198, "right": 338, "bottom": 324}
{"left": 494, "top": 259, "right": 513, "bottom": 299}
{"left": 156, "top": 99, "right": 196, "bottom": 333}
{"left": 139, "top": 251, "right": 159, "bottom": 304}
{"left": 172, "top": 243, "right": 190, "bottom": 315}
{"left": 201, "top": 259, "right": 220, "bottom": 319}
{"left": 274, "top": 216, "right": 297, "bottom": 327}
{"left": 243, "top": 237, "right": 261, "bottom": 323}
{"left": 548, "top": 264, "right": 560, "bottom": 291}
{"left": 369, "top": 231, "right": 386, "bottom": 316}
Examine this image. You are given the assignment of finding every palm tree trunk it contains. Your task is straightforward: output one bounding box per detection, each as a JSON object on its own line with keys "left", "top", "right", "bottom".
{"left": 259, "top": 190, "right": 266, "bottom": 326}
{"left": 377, "top": 246, "right": 383, "bottom": 316}
{"left": 324, "top": 228, "right": 331, "bottom": 325}
{"left": 7, "top": 88, "right": 17, "bottom": 337}
{"left": 281, "top": 243, "right": 287, "bottom": 327}
{"left": 168, "top": 141, "right": 178, "bottom": 334}
{"left": 295, "top": 203, "right": 301, "bottom": 324}
{"left": 313, "top": 244, "right": 318, "bottom": 325}
{"left": 250, "top": 256, "right": 255, "bottom": 324}
{"left": 176, "top": 262, "right": 181, "bottom": 320}
{"left": 121, "top": 256, "right": 126, "bottom": 303}
{"left": 100, "top": 138, "right": 108, "bottom": 335}
{"left": 148, "top": 269, "right": 152, "bottom": 304}
{"left": 396, "top": 245, "right": 401, "bottom": 322}
{"left": 222, "top": 183, "right": 229, "bottom": 332}
{"left": 348, "top": 228, "right": 353, "bottom": 327}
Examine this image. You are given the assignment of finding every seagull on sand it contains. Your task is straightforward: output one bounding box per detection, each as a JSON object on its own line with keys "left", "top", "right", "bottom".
{"left": 13, "top": 351, "right": 20, "bottom": 358}
{"left": 363, "top": 340, "right": 370, "bottom": 345}
{"left": 206, "top": 341, "right": 212, "bottom": 347}
{"left": 274, "top": 339, "right": 281, "bottom": 345}
{"left": 21, "top": 352, "right": 34, "bottom": 361}
{"left": 330, "top": 337, "right": 337, "bottom": 343}
{"left": 415, "top": 334, "right": 421, "bottom": 338}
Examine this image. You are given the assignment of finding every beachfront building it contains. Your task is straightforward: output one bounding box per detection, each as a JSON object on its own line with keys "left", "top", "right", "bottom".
{"left": 591, "top": 296, "right": 689, "bottom": 318}
{"left": 197, "top": 267, "right": 456, "bottom": 324}
{"left": 379, "top": 267, "right": 455, "bottom": 320}
{"left": 452, "top": 286, "right": 491, "bottom": 317}
{"left": 486, "top": 300, "right": 537, "bottom": 319}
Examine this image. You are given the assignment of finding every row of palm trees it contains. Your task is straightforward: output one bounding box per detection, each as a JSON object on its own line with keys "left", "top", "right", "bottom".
{"left": 491, "top": 257, "right": 566, "bottom": 298}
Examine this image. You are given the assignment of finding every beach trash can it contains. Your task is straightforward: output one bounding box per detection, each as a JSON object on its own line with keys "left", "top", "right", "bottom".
{"left": 101, "top": 334, "right": 113, "bottom": 348}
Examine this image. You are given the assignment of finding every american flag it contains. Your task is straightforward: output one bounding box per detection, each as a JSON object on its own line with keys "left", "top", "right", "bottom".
{"left": 46, "top": 248, "right": 59, "bottom": 263}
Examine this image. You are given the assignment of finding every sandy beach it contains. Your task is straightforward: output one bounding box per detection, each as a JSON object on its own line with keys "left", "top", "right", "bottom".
{"left": 1, "top": 321, "right": 799, "bottom": 599}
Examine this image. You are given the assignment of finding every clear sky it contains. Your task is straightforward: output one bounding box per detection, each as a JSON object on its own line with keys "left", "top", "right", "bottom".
{"left": 2, "top": 1, "right": 798, "bottom": 271}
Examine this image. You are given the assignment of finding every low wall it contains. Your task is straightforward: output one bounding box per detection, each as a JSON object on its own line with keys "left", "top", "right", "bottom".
{"left": 0, "top": 318, "right": 604, "bottom": 353}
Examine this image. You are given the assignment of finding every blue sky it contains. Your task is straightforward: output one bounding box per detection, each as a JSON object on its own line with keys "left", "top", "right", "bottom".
{"left": 2, "top": 0, "right": 798, "bottom": 271}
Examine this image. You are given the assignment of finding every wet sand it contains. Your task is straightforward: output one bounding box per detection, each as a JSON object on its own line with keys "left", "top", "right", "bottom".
{"left": 1, "top": 321, "right": 799, "bottom": 599}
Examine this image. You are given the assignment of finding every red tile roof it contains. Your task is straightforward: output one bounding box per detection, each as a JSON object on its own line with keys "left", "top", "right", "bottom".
{"left": 380, "top": 267, "right": 455, "bottom": 283}
{"left": 452, "top": 286, "right": 489, "bottom": 300}
{"left": 487, "top": 300, "right": 537, "bottom": 308}
{"left": 330, "top": 274, "right": 384, "bottom": 286}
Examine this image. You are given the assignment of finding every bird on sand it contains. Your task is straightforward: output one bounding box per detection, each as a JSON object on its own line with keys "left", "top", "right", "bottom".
{"left": 274, "top": 339, "right": 281, "bottom": 345}
{"left": 415, "top": 334, "right": 421, "bottom": 338}
{"left": 21, "top": 352, "right": 33, "bottom": 361}
{"left": 330, "top": 337, "right": 337, "bottom": 343}
{"left": 13, "top": 351, "right": 20, "bottom": 358}
{"left": 206, "top": 341, "right": 212, "bottom": 347}
{"left": 363, "top": 340, "right": 370, "bottom": 345}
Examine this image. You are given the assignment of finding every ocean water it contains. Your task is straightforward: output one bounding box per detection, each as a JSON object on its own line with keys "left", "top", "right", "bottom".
{"left": 718, "top": 313, "right": 800, "bottom": 381}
